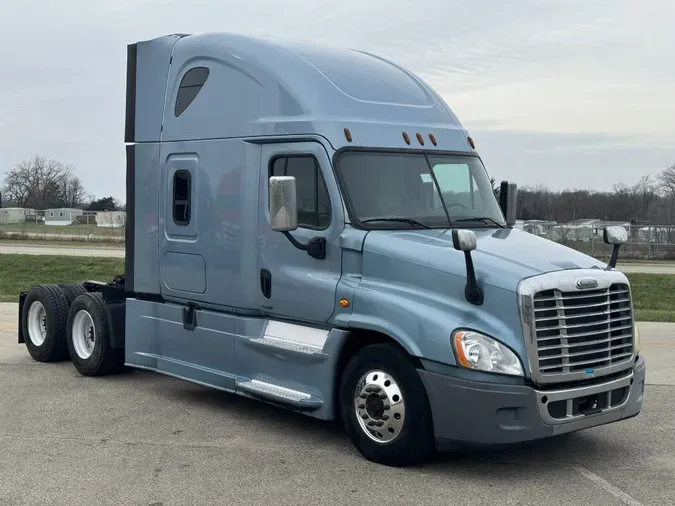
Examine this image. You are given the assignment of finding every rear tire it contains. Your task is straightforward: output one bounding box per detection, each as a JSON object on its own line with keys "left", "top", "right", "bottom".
{"left": 339, "top": 343, "right": 435, "bottom": 467}
{"left": 66, "top": 292, "right": 124, "bottom": 376}
{"left": 21, "top": 284, "right": 70, "bottom": 362}
{"left": 57, "top": 283, "right": 88, "bottom": 305}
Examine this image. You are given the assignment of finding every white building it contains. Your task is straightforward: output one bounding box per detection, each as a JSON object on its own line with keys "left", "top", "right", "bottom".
{"left": 95, "top": 210, "right": 126, "bottom": 228}
{"left": 44, "top": 208, "right": 84, "bottom": 226}
{"left": 0, "top": 207, "right": 35, "bottom": 225}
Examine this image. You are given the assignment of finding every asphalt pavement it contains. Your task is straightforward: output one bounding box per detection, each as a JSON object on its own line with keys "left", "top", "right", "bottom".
{"left": 0, "top": 302, "right": 673, "bottom": 505}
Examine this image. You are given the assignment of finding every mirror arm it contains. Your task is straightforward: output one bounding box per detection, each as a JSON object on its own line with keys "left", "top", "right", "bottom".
{"left": 606, "top": 244, "right": 621, "bottom": 270}
{"left": 463, "top": 251, "right": 483, "bottom": 305}
{"left": 282, "top": 232, "right": 326, "bottom": 260}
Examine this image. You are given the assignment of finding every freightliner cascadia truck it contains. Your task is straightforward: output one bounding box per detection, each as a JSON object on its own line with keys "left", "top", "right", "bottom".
{"left": 17, "top": 32, "right": 645, "bottom": 467}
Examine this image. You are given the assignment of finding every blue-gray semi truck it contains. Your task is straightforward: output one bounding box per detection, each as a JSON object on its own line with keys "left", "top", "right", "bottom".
{"left": 17, "top": 32, "right": 645, "bottom": 467}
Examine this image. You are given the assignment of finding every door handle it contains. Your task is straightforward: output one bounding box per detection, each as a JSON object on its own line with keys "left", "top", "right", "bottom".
{"left": 260, "top": 269, "right": 272, "bottom": 299}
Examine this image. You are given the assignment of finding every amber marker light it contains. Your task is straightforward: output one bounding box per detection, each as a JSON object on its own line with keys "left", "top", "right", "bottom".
{"left": 467, "top": 136, "right": 476, "bottom": 149}
{"left": 339, "top": 298, "right": 350, "bottom": 308}
{"left": 453, "top": 331, "right": 471, "bottom": 368}
{"left": 402, "top": 132, "right": 411, "bottom": 144}
{"left": 429, "top": 133, "right": 437, "bottom": 146}
{"left": 416, "top": 133, "right": 424, "bottom": 145}
{"left": 344, "top": 128, "right": 352, "bottom": 142}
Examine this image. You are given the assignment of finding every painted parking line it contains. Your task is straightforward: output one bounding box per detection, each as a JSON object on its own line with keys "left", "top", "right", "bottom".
{"left": 573, "top": 466, "right": 644, "bottom": 506}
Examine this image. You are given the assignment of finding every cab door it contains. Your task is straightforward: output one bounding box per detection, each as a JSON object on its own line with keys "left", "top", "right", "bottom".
{"left": 257, "top": 141, "right": 344, "bottom": 323}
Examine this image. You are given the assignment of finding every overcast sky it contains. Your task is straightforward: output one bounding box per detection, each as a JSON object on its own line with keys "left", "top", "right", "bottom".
{"left": 1, "top": 0, "right": 673, "bottom": 202}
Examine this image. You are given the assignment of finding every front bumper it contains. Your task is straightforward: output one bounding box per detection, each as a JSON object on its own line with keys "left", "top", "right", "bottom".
{"left": 419, "top": 355, "right": 645, "bottom": 449}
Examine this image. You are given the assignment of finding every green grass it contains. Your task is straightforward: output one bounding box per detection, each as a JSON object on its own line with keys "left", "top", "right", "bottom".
{"left": 0, "top": 255, "right": 672, "bottom": 323}
{"left": 0, "top": 223, "right": 98, "bottom": 235}
{"left": 625, "top": 273, "right": 675, "bottom": 322}
{"left": 0, "top": 254, "right": 124, "bottom": 302}
{"left": 0, "top": 223, "right": 124, "bottom": 242}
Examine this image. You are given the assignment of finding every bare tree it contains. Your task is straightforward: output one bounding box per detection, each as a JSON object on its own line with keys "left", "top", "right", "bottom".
{"left": 658, "top": 164, "right": 675, "bottom": 196}
{"left": 2, "top": 156, "right": 86, "bottom": 209}
{"left": 631, "top": 175, "right": 657, "bottom": 222}
{"left": 60, "top": 175, "right": 86, "bottom": 208}
{"left": 513, "top": 166, "right": 675, "bottom": 226}
{"left": 657, "top": 164, "right": 675, "bottom": 239}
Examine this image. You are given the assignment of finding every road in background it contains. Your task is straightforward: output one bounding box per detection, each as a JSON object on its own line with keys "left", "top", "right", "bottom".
{"left": 616, "top": 263, "right": 675, "bottom": 274}
{"left": 0, "top": 243, "right": 124, "bottom": 258}
{"left": 0, "top": 303, "right": 672, "bottom": 505}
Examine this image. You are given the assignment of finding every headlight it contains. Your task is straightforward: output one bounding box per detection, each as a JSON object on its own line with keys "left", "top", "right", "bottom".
{"left": 634, "top": 323, "right": 641, "bottom": 355}
{"left": 452, "top": 330, "right": 524, "bottom": 377}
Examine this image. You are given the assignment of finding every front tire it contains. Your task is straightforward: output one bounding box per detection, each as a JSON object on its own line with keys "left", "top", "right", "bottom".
{"left": 66, "top": 292, "right": 124, "bottom": 376}
{"left": 339, "top": 343, "right": 435, "bottom": 467}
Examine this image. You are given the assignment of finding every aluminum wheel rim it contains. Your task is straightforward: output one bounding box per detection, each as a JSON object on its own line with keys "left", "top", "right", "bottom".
{"left": 354, "top": 369, "right": 405, "bottom": 443}
{"left": 72, "top": 310, "right": 96, "bottom": 360}
{"left": 27, "top": 301, "right": 47, "bottom": 346}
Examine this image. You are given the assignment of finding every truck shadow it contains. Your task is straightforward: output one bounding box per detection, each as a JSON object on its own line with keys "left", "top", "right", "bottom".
{"left": 143, "top": 371, "right": 630, "bottom": 473}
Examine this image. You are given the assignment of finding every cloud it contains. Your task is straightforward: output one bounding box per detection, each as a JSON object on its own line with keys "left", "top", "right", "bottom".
{"left": 0, "top": 0, "right": 673, "bottom": 200}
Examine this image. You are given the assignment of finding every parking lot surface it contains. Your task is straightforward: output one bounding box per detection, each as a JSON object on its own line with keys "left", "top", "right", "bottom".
{"left": 0, "top": 302, "right": 673, "bottom": 505}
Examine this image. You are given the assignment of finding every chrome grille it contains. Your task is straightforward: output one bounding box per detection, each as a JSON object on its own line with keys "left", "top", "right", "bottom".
{"left": 533, "top": 284, "right": 633, "bottom": 376}
{"left": 518, "top": 269, "right": 636, "bottom": 385}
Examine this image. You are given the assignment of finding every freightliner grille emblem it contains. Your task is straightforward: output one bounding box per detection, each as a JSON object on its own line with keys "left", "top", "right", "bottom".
{"left": 575, "top": 278, "right": 598, "bottom": 289}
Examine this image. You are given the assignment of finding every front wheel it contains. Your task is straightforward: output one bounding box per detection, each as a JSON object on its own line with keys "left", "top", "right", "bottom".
{"left": 339, "top": 343, "right": 435, "bottom": 466}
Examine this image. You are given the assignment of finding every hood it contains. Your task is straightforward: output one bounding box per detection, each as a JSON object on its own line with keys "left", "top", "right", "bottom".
{"left": 362, "top": 227, "right": 607, "bottom": 292}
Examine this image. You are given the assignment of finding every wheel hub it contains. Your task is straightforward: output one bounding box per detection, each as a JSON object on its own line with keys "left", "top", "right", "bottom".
{"left": 72, "top": 310, "right": 96, "bottom": 360}
{"left": 27, "top": 301, "right": 47, "bottom": 347}
{"left": 354, "top": 370, "right": 405, "bottom": 443}
{"left": 365, "top": 393, "right": 385, "bottom": 419}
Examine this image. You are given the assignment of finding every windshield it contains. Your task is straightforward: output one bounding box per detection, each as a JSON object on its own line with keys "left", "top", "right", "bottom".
{"left": 335, "top": 151, "right": 506, "bottom": 229}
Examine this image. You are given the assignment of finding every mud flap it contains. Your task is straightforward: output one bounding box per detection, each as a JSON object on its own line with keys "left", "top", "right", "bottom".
{"left": 18, "top": 292, "right": 27, "bottom": 344}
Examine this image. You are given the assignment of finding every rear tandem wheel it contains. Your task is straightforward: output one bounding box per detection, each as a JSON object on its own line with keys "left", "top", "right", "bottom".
{"left": 21, "top": 284, "right": 71, "bottom": 362}
{"left": 66, "top": 292, "right": 124, "bottom": 376}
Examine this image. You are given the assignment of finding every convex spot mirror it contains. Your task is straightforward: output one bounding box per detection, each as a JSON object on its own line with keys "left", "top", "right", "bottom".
{"left": 603, "top": 226, "right": 628, "bottom": 245}
{"left": 269, "top": 176, "right": 298, "bottom": 232}
{"left": 452, "top": 229, "right": 477, "bottom": 252}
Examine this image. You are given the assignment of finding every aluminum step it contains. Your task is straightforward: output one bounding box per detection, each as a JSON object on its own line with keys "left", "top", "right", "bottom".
{"left": 235, "top": 378, "right": 323, "bottom": 409}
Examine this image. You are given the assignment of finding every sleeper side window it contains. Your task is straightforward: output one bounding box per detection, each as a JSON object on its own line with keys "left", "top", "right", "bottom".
{"left": 173, "top": 170, "right": 191, "bottom": 226}
{"left": 174, "top": 67, "right": 210, "bottom": 117}
{"left": 270, "top": 156, "right": 331, "bottom": 230}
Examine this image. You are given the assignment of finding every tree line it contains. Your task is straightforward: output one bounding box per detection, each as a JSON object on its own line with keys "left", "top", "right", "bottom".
{"left": 0, "top": 155, "right": 122, "bottom": 211}
{"left": 493, "top": 164, "right": 675, "bottom": 225}
{"left": 3, "top": 155, "right": 674, "bottom": 224}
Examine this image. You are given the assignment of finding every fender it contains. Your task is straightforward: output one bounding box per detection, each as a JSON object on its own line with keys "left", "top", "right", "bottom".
{"left": 348, "top": 277, "right": 529, "bottom": 370}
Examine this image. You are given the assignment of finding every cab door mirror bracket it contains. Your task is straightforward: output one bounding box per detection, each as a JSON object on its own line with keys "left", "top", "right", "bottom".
{"left": 269, "top": 176, "right": 326, "bottom": 260}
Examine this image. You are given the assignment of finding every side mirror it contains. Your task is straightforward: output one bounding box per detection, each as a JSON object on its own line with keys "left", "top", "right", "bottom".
{"left": 603, "top": 226, "right": 628, "bottom": 269}
{"left": 452, "top": 229, "right": 482, "bottom": 305}
{"left": 269, "top": 176, "right": 298, "bottom": 232}
{"left": 499, "top": 181, "right": 517, "bottom": 228}
{"left": 268, "top": 175, "right": 326, "bottom": 260}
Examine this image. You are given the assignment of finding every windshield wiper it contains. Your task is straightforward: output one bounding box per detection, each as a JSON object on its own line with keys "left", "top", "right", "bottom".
{"left": 453, "top": 217, "right": 505, "bottom": 228}
{"left": 361, "top": 217, "right": 431, "bottom": 229}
